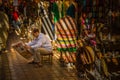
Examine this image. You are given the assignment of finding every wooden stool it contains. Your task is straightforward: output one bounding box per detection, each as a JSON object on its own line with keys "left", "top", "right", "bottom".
{"left": 40, "top": 52, "right": 53, "bottom": 64}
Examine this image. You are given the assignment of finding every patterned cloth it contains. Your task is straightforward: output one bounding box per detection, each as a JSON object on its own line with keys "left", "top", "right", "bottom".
{"left": 55, "top": 16, "right": 77, "bottom": 52}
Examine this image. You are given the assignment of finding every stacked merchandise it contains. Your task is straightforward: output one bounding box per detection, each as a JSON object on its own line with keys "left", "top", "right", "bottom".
{"left": 76, "top": 0, "right": 120, "bottom": 79}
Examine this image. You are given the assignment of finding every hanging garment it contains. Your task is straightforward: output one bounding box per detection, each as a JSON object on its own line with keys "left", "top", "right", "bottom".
{"left": 66, "top": 4, "right": 76, "bottom": 18}
{"left": 57, "top": 1, "right": 65, "bottom": 18}
{"left": 83, "top": 0, "right": 87, "bottom": 7}
{"left": 55, "top": 16, "right": 77, "bottom": 50}
{"left": 61, "top": 0, "right": 65, "bottom": 18}
{"left": 39, "top": 2, "right": 54, "bottom": 40}
{"left": 51, "top": 2, "right": 60, "bottom": 23}
{"left": 55, "top": 16, "right": 78, "bottom": 63}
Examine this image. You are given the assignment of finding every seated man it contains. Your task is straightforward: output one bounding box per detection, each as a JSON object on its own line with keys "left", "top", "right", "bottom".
{"left": 24, "top": 28, "right": 52, "bottom": 66}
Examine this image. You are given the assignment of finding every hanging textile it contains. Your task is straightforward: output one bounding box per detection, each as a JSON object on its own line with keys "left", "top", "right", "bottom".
{"left": 51, "top": 2, "right": 60, "bottom": 23}
{"left": 51, "top": 0, "right": 65, "bottom": 23}
{"left": 66, "top": 4, "right": 76, "bottom": 18}
{"left": 57, "top": 0, "right": 65, "bottom": 18}
{"left": 61, "top": 0, "right": 65, "bottom": 18}
{"left": 55, "top": 16, "right": 78, "bottom": 63}
{"left": 40, "top": 2, "right": 54, "bottom": 40}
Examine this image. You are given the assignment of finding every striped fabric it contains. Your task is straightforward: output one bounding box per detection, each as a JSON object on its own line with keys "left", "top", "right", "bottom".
{"left": 55, "top": 16, "right": 77, "bottom": 50}
{"left": 55, "top": 16, "right": 78, "bottom": 63}
{"left": 39, "top": 2, "right": 54, "bottom": 40}
{"left": 76, "top": 46, "right": 95, "bottom": 65}
{"left": 41, "top": 16, "right": 54, "bottom": 40}
{"left": 76, "top": 46, "right": 95, "bottom": 73}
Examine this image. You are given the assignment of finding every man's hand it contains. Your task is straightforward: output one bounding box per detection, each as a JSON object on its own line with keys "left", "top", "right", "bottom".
{"left": 24, "top": 45, "right": 31, "bottom": 49}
